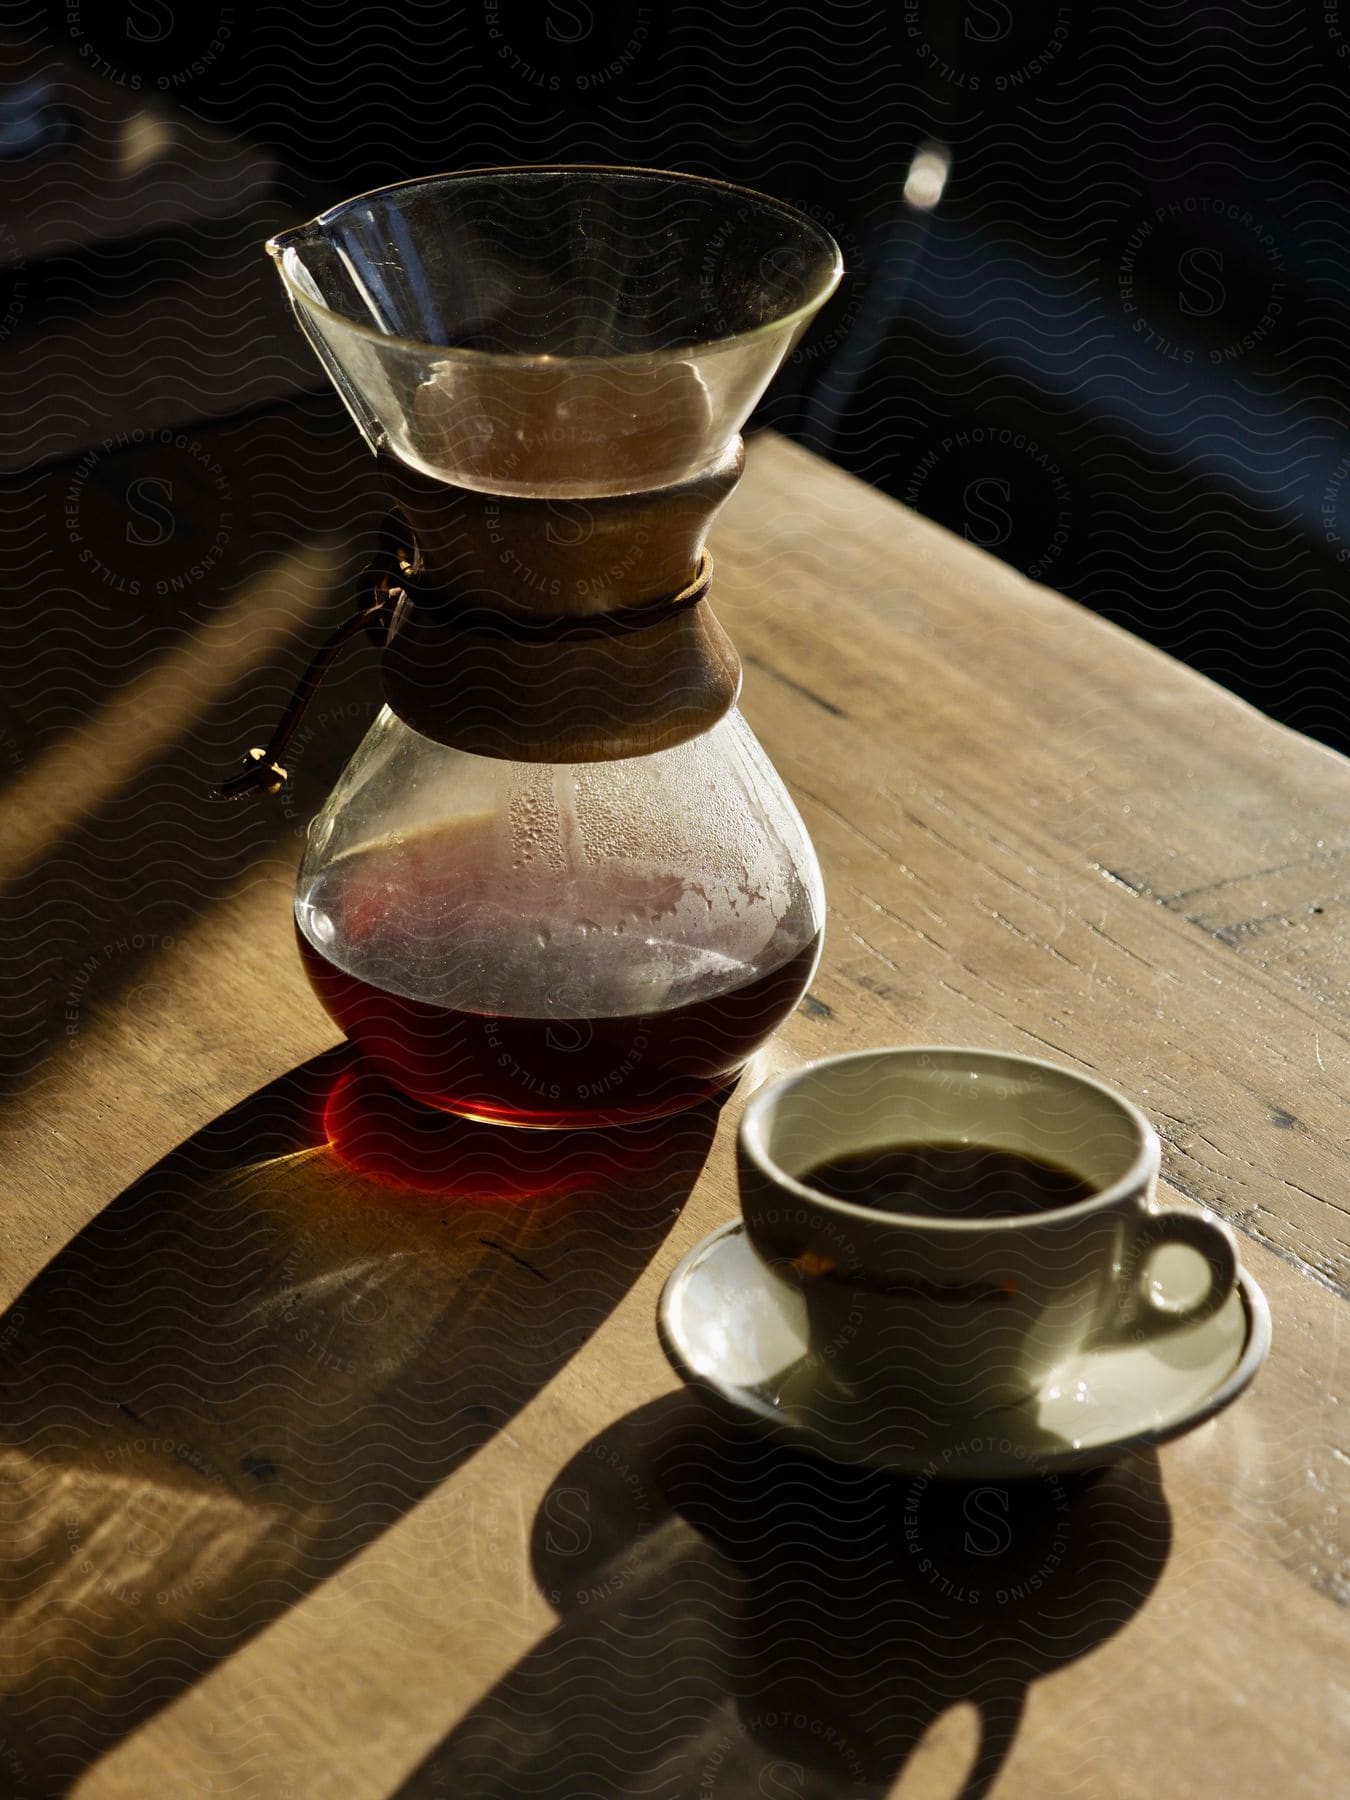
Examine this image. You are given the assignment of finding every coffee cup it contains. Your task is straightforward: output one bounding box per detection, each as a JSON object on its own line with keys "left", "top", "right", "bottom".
{"left": 737, "top": 1047, "right": 1239, "bottom": 1414}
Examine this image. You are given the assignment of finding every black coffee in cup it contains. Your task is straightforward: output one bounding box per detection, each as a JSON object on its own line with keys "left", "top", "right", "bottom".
{"left": 801, "top": 1143, "right": 1095, "bottom": 1220}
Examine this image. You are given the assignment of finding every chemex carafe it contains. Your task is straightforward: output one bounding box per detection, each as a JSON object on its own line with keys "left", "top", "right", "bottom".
{"left": 227, "top": 167, "right": 842, "bottom": 1128}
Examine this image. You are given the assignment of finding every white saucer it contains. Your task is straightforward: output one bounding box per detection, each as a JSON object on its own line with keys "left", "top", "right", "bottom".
{"left": 657, "top": 1220, "right": 1271, "bottom": 1478}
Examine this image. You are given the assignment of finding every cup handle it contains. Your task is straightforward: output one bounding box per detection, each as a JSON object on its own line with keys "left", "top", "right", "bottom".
{"left": 1105, "top": 1207, "right": 1239, "bottom": 1346}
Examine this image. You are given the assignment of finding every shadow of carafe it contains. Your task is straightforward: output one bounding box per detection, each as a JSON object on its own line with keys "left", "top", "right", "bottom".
{"left": 0, "top": 1053, "right": 721, "bottom": 1796}
{"left": 396, "top": 1392, "right": 1172, "bottom": 1799}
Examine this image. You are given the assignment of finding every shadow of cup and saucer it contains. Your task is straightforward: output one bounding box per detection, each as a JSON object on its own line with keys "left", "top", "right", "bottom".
{"left": 397, "top": 1391, "right": 1173, "bottom": 1799}
{"left": 398, "top": 1048, "right": 1270, "bottom": 1798}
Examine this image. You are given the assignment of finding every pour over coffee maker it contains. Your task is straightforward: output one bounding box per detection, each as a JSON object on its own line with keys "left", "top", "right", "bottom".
{"left": 231, "top": 167, "right": 842, "bottom": 1128}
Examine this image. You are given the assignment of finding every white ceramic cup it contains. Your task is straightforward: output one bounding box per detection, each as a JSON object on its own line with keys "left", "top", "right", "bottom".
{"left": 737, "top": 1047, "right": 1239, "bottom": 1414}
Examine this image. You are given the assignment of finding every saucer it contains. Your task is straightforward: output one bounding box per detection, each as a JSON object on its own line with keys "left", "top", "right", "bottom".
{"left": 657, "top": 1220, "right": 1271, "bottom": 1478}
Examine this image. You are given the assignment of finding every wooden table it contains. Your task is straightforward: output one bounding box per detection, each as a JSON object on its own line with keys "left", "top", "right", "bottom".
{"left": 1, "top": 402, "right": 1345, "bottom": 1798}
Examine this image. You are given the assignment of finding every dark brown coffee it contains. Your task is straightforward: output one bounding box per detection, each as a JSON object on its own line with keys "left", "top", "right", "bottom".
{"left": 800, "top": 1143, "right": 1095, "bottom": 1219}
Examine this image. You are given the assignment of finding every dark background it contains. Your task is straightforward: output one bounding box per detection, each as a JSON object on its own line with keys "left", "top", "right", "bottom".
{"left": 8, "top": 1, "right": 1350, "bottom": 750}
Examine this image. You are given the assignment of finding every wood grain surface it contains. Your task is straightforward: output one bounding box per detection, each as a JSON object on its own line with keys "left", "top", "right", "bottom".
{"left": 0, "top": 406, "right": 1345, "bottom": 1798}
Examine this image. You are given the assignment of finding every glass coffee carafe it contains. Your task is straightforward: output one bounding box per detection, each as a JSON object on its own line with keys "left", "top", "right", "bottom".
{"left": 240, "top": 167, "right": 841, "bottom": 1128}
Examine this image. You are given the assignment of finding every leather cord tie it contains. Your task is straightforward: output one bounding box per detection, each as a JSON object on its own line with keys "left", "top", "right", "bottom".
{"left": 218, "top": 530, "right": 714, "bottom": 798}
{"left": 216, "top": 517, "right": 409, "bottom": 799}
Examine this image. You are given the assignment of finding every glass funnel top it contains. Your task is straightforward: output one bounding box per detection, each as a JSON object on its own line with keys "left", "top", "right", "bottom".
{"left": 268, "top": 166, "right": 842, "bottom": 496}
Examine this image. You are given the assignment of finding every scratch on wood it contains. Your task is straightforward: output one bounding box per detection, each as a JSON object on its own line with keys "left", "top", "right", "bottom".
{"left": 1161, "top": 849, "right": 1347, "bottom": 906}
{"left": 847, "top": 890, "right": 957, "bottom": 964}
{"left": 742, "top": 651, "right": 847, "bottom": 718}
{"left": 852, "top": 886, "right": 950, "bottom": 936}
{"left": 790, "top": 782, "right": 901, "bottom": 864}
{"left": 989, "top": 909, "right": 1076, "bottom": 966}
{"left": 933, "top": 975, "right": 1087, "bottom": 1065}
{"left": 1081, "top": 916, "right": 1163, "bottom": 970}
{"left": 1280, "top": 1178, "right": 1350, "bottom": 1223}
{"left": 1094, "top": 859, "right": 1345, "bottom": 973}
{"left": 842, "top": 926, "right": 903, "bottom": 974}
{"left": 1094, "top": 866, "right": 1151, "bottom": 895}
{"left": 477, "top": 1238, "right": 549, "bottom": 1283}
{"left": 1015, "top": 1024, "right": 1088, "bottom": 1063}
{"left": 1205, "top": 914, "right": 1296, "bottom": 948}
